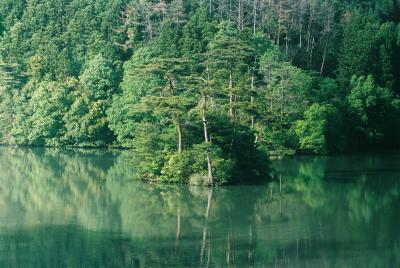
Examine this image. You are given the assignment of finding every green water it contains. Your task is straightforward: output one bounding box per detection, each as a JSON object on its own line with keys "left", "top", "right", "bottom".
{"left": 0, "top": 148, "right": 400, "bottom": 267}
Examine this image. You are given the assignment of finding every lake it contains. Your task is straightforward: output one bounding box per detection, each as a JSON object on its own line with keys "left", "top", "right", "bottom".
{"left": 0, "top": 147, "right": 399, "bottom": 267}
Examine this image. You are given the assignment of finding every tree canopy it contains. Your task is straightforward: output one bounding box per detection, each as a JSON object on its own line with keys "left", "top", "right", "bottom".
{"left": 1, "top": 0, "right": 400, "bottom": 183}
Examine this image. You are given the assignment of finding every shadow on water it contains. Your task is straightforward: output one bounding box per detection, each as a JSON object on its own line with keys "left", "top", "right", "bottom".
{"left": 1, "top": 147, "right": 400, "bottom": 267}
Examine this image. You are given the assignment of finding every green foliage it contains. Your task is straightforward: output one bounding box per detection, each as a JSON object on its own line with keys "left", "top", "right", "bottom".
{"left": 295, "top": 104, "right": 336, "bottom": 154}
{"left": 338, "top": 10, "right": 380, "bottom": 88}
{"left": 397, "top": 23, "right": 400, "bottom": 45}
{"left": 1, "top": 0, "right": 400, "bottom": 183}
{"left": 0, "top": 16, "right": 4, "bottom": 37}
{"left": 347, "top": 75, "right": 400, "bottom": 147}
{"left": 181, "top": 8, "right": 216, "bottom": 56}
{"left": 28, "top": 81, "right": 69, "bottom": 146}
{"left": 257, "top": 49, "right": 313, "bottom": 154}
{"left": 64, "top": 55, "right": 117, "bottom": 146}
{"left": 160, "top": 143, "right": 234, "bottom": 185}
{"left": 338, "top": 12, "right": 399, "bottom": 91}
{"left": 0, "top": 86, "right": 13, "bottom": 143}
{"left": 311, "top": 77, "right": 342, "bottom": 104}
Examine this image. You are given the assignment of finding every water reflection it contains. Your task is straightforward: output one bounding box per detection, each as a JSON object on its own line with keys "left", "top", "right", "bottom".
{"left": 0, "top": 148, "right": 400, "bottom": 267}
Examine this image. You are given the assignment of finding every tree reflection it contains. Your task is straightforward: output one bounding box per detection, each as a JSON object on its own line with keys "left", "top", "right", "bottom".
{"left": 0, "top": 148, "right": 400, "bottom": 267}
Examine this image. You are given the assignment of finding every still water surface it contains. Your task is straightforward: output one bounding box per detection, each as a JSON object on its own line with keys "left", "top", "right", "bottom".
{"left": 0, "top": 147, "right": 400, "bottom": 267}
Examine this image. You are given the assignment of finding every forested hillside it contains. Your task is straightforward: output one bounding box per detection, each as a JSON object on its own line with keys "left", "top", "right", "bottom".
{"left": 0, "top": 0, "right": 400, "bottom": 183}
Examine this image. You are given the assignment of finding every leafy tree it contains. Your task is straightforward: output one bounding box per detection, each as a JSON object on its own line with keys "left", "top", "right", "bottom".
{"left": 295, "top": 104, "right": 339, "bottom": 154}
{"left": 338, "top": 11, "right": 399, "bottom": 91}
{"left": 181, "top": 7, "right": 216, "bottom": 56}
{"left": 28, "top": 81, "right": 69, "bottom": 145}
{"left": 347, "top": 75, "right": 400, "bottom": 148}
{"left": 64, "top": 55, "right": 117, "bottom": 146}
{"left": 0, "top": 85, "right": 13, "bottom": 143}
{"left": 258, "top": 47, "right": 313, "bottom": 155}
{"left": 338, "top": 10, "right": 380, "bottom": 89}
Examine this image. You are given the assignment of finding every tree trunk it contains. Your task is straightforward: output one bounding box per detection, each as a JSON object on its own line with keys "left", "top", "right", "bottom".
{"left": 268, "top": 70, "right": 274, "bottom": 113}
{"left": 251, "top": 64, "right": 256, "bottom": 129}
{"left": 145, "top": 9, "right": 153, "bottom": 41}
{"left": 307, "top": 9, "right": 312, "bottom": 52}
{"left": 280, "top": 80, "right": 286, "bottom": 130}
{"left": 299, "top": 24, "right": 302, "bottom": 47}
{"left": 177, "top": 118, "right": 182, "bottom": 153}
{"left": 320, "top": 35, "right": 329, "bottom": 75}
{"left": 285, "top": 34, "right": 289, "bottom": 55}
{"left": 202, "top": 97, "right": 209, "bottom": 143}
{"left": 207, "top": 155, "right": 213, "bottom": 185}
{"left": 277, "top": 7, "right": 281, "bottom": 45}
{"left": 251, "top": 96, "right": 255, "bottom": 129}
{"left": 309, "top": 36, "right": 315, "bottom": 70}
{"left": 229, "top": 66, "right": 233, "bottom": 118}
{"left": 252, "top": 0, "right": 257, "bottom": 35}
{"left": 204, "top": 66, "right": 214, "bottom": 185}
{"left": 233, "top": 94, "right": 237, "bottom": 122}
{"left": 237, "top": 0, "right": 242, "bottom": 31}
{"left": 205, "top": 189, "right": 213, "bottom": 218}
{"left": 307, "top": 3, "right": 315, "bottom": 69}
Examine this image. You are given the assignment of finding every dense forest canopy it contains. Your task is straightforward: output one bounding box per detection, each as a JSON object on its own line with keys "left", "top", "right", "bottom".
{"left": 0, "top": 0, "right": 400, "bottom": 183}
